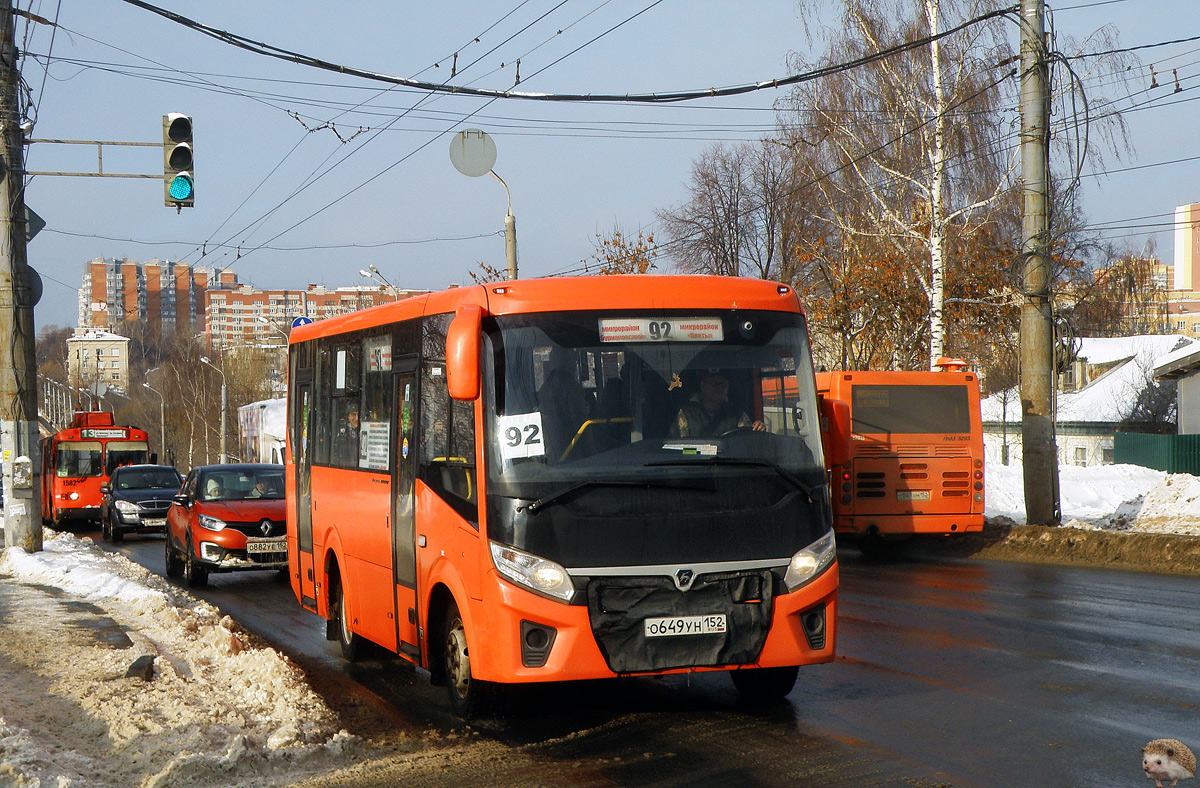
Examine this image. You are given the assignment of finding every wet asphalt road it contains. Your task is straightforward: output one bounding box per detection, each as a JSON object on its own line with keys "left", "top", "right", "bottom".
{"left": 89, "top": 528, "right": 1200, "bottom": 788}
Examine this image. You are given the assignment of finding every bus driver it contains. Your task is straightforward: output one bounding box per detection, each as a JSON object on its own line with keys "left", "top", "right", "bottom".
{"left": 669, "top": 370, "right": 765, "bottom": 438}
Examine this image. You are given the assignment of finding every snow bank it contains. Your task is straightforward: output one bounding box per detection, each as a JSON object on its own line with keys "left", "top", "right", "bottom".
{"left": 0, "top": 530, "right": 357, "bottom": 788}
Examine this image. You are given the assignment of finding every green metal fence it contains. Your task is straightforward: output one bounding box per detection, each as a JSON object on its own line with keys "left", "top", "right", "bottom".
{"left": 1113, "top": 432, "right": 1200, "bottom": 474}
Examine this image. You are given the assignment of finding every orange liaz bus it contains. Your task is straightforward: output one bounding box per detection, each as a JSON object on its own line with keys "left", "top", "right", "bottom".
{"left": 40, "top": 411, "right": 152, "bottom": 528}
{"left": 286, "top": 275, "right": 839, "bottom": 715}
{"left": 815, "top": 359, "right": 984, "bottom": 552}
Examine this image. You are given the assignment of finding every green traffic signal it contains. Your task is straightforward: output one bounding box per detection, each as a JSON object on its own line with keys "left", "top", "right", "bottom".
{"left": 163, "top": 113, "right": 194, "bottom": 208}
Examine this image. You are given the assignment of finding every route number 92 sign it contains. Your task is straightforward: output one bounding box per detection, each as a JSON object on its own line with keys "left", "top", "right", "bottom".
{"left": 497, "top": 412, "right": 545, "bottom": 459}
{"left": 598, "top": 317, "right": 723, "bottom": 343}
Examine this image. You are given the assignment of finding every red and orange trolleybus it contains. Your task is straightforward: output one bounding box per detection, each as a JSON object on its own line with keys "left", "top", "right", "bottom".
{"left": 816, "top": 359, "right": 985, "bottom": 553}
{"left": 40, "top": 411, "right": 151, "bottom": 528}
{"left": 286, "top": 276, "right": 839, "bottom": 715}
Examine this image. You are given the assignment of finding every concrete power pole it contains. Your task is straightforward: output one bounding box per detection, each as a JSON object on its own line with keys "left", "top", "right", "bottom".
{"left": 0, "top": 0, "right": 42, "bottom": 550}
{"left": 1018, "top": 0, "right": 1061, "bottom": 526}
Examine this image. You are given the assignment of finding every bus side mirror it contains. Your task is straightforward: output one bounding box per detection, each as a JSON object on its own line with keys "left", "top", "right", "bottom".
{"left": 818, "top": 396, "right": 851, "bottom": 467}
{"left": 447, "top": 305, "right": 483, "bottom": 401}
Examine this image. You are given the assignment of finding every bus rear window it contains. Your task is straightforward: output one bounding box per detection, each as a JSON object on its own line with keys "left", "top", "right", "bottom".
{"left": 851, "top": 385, "right": 970, "bottom": 434}
{"left": 56, "top": 441, "right": 103, "bottom": 477}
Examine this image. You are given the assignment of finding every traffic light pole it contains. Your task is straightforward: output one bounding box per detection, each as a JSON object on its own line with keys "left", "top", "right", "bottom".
{"left": 0, "top": 0, "right": 43, "bottom": 550}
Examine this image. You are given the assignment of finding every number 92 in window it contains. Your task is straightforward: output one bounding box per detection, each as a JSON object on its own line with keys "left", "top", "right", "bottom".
{"left": 598, "top": 317, "right": 724, "bottom": 343}
{"left": 497, "top": 412, "right": 546, "bottom": 460}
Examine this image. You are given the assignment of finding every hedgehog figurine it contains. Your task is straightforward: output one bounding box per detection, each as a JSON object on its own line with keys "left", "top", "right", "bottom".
{"left": 1143, "top": 739, "right": 1196, "bottom": 787}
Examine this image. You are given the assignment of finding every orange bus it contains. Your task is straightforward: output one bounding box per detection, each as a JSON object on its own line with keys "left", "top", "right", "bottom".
{"left": 815, "top": 359, "right": 984, "bottom": 553}
{"left": 286, "top": 275, "right": 839, "bottom": 715}
{"left": 40, "top": 411, "right": 152, "bottom": 528}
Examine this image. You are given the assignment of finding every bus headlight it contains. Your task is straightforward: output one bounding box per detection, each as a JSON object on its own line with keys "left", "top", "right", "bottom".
{"left": 68, "top": 492, "right": 79, "bottom": 501}
{"left": 490, "top": 541, "right": 574, "bottom": 603}
{"left": 784, "top": 530, "right": 836, "bottom": 591}
{"left": 198, "top": 514, "right": 227, "bottom": 532}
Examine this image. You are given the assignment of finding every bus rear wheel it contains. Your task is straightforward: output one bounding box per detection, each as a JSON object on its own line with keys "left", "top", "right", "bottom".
{"left": 440, "top": 599, "right": 496, "bottom": 718}
{"left": 730, "top": 666, "right": 798, "bottom": 703}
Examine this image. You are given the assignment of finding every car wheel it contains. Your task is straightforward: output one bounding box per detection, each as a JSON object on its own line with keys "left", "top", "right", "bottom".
{"left": 184, "top": 531, "right": 209, "bottom": 589}
{"left": 441, "top": 599, "right": 497, "bottom": 718}
{"left": 333, "top": 579, "right": 365, "bottom": 662}
{"left": 729, "top": 665, "right": 799, "bottom": 703}
{"left": 101, "top": 515, "right": 111, "bottom": 541}
{"left": 109, "top": 514, "right": 124, "bottom": 544}
{"left": 164, "top": 530, "right": 184, "bottom": 578}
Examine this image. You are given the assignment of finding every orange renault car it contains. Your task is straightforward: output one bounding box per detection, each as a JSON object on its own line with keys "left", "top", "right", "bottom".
{"left": 164, "top": 463, "right": 287, "bottom": 588}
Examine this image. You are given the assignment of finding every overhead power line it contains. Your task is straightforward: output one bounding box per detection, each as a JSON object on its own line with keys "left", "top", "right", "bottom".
{"left": 114, "top": 0, "right": 1018, "bottom": 103}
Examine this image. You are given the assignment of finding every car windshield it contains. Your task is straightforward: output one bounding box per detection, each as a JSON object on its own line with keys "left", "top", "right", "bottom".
{"left": 200, "top": 468, "right": 285, "bottom": 502}
{"left": 482, "top": 309, "right": 830, "bottom": 568}
{"left": 114, "top": 468, "right": 181, "bottom": 491}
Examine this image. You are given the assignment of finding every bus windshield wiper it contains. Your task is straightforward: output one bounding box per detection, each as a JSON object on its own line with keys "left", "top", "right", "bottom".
{"left": 644, "top": 457, "right": 821, "bottom": 503}
{"left": 514, "top": 479, "right": 710, "bottom": 515}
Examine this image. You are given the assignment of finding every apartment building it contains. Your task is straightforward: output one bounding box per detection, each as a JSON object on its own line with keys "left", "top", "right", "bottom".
{"left": 205, "top": 284, "right": 426, "bottom": 350}
{"left": 77, "top": 257, "right": 238, "bottom": 337}
{"left": 66, "top": 329, "right": 130, "bottom": 390}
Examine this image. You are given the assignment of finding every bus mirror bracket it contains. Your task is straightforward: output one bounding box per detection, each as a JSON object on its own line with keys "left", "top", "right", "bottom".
{"left": 447, "top": 304, "right": 484, "bottom": 401}
{"left": 818, "top": 396, "right": 851, "bottom": 467}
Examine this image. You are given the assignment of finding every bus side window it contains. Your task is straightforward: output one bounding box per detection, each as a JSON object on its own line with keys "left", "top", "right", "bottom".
{"left": 420, "top": 314, "right": 477, "bottom": 522}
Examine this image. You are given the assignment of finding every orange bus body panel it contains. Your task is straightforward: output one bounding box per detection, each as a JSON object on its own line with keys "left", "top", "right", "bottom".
{"left": 289, "top": 275, "right": 835, "bottom": 692}
{"left": 816, "top": 369, "right": 985, "bottom": 539}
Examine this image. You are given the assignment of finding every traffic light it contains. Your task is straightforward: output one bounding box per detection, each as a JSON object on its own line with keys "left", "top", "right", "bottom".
{"left": 163, "top": 113, "right": 194, "bottom": 208}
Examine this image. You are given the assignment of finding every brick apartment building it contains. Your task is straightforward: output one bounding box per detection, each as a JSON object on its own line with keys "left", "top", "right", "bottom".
{"left": 77, "top": 257, "right": 238, "bottom": 337}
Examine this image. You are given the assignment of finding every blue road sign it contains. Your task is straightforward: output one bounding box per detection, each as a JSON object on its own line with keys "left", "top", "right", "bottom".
{"left": 291, "top": 316, "right": 313, "bottom": 328}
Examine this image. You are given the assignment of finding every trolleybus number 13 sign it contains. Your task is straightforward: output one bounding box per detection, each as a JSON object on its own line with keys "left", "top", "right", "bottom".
{"left": 599, "top": 317, "right": 723, "bottom": 343}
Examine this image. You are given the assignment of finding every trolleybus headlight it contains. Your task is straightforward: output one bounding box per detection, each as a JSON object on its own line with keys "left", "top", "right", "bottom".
{"left": 489, "top": 541, "right": 574, "bottom": 603}
{"left": 114, "top": 500, "right": 139, "bottom": 514}
{"left": 68, "top": 492, "right": 79, "bottom": 501}
{"left": 198, "top": 514, "right": 228, "bottom": 532}
{"left": 784, "top": 530, "right": 836, "bottom": 591}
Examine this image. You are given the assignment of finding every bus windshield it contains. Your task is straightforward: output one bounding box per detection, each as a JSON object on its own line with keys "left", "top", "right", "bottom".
{"left": 484, "top": 309, "right": 829, "bottom": 569}
{"left": 56, "top": 441, "right": 103, "bottom": 477}
{"left": 105, "top": 441, "right": 150, "bottom": 476}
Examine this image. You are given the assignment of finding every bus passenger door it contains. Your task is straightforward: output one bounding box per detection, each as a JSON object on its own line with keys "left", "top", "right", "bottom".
{"left": 294, "top": 382, "right": 318, "bottom": 610}
{"left": 392, "top": 368, "right": 421, "bottom": 662}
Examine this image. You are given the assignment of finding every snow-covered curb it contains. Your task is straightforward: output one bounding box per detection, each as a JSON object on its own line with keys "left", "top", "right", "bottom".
{"left": 0, "top": 530, "right": 359, "bottom": 788}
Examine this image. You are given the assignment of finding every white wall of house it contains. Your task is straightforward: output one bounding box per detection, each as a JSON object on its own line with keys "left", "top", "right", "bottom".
{"left": 984, "top": 430, "right": 1114, "bottom": 468}
{"left": 1180, "top": 374, "right": 1200, "bottom": 434}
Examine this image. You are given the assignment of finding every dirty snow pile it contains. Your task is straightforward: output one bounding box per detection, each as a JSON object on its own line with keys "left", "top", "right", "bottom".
{"left": 0, "top": 529, "right": 358, "bottom": 788}
{"left": 985, "top": 462, "right": 1200, "bottom": 533}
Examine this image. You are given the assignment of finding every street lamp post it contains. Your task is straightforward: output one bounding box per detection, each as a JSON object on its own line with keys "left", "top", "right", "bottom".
{"left": 142, "top": 382, "right": 165, "bottom": 462}
{"left": 450, "top": 129, "right": 517, "bottom": 280}
{"left": 200, "top": 356, "right": 228, "bottom": 463}
{"left": 359, "top": 266, "right": 398, "bottom": 297}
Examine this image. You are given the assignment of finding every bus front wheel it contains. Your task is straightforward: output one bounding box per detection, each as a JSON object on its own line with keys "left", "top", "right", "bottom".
{"left": 333, "top": 579, "right": 365, "bottom": 662}
{"left": 440, "top": 599, "right": 497, "bottom": 718}
{"left": 730, "top": 666, "right": 798, "bottom": 703}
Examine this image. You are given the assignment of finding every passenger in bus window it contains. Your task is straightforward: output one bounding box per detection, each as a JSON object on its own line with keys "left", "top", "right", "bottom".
{"left": 333, "top": 406, "right": 360, "bottom": 466}
{"left": 670, "top": 370, "right": 764, "bottom": 438}
{"left": 537, "top": 346, "right": 595, "bottom": 461}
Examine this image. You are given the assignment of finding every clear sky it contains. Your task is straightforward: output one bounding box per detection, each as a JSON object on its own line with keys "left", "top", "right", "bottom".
{"left": 17, "top": 0, "right": 1198, "bottom": 331}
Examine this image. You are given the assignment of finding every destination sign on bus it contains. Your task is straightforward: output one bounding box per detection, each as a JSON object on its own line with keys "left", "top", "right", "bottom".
{"left": 598, "top": 317, "right": 723, "bottom": 343}
{"left": 81, "top": 428, "right": 126, "bottom": 439}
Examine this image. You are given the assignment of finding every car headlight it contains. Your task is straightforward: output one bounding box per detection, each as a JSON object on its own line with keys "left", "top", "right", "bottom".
{"left": 114, "top": 499, "right": 140, "bottom": 514}
{"left": 198, "top": 514, "right": 228, "bottom": 532}
{"left": 783, "top": 530, "right": 837, "bottom": 591}
{"left": 489, "top": 541, "right": 574, "bottom": 602}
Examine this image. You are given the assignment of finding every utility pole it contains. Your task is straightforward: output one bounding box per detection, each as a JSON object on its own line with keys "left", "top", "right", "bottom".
{"left": 0, "top": 0, "right": 42, "bottom": 550}
{"left": 1018, "top": 0, "right": 1061, "bottom": 526}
